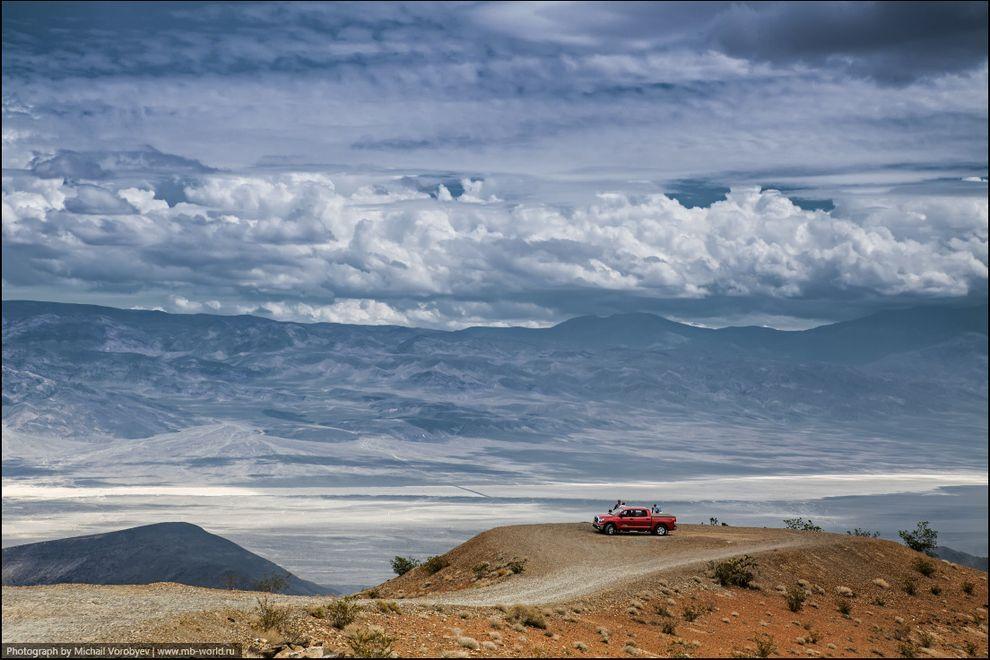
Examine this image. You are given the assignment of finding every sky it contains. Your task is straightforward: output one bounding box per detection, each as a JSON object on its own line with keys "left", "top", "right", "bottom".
{"left": 2, "top": 1, "right": 988, "bottom": 329}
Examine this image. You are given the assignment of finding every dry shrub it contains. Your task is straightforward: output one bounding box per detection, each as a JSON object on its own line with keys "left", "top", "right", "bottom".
{"left": 753, "top": 632, "right": 776, "bottom": 658}
{"left": 327, "top": 597, "right": 362, "bottom": 629}
{"left": 786, "top": 584, "right": 807, "bottom": 612}
{"left": 347, "top": 625, "right": 394, "bottom": 658}
{"left": 375, "top": 599, "right": 401, "bottom": 614}
{"left": 507, "top": 604, "right": 547, "bottom": 629}
{"left": 424, "top": 555, "right": 449, "bottom": 575}
{"left": 710, "top": 555, "right": 756, "bottom": 588}
{"left": 912, "top": 557, "right": 935, "bottom": 577}
{"left": 255, "top": 595, "right": 290, "bottom": 631}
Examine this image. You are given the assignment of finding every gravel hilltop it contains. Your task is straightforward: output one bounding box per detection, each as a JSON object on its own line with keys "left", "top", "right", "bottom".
{"left": 3, "top": 523, "right": 987, "bottom": 658}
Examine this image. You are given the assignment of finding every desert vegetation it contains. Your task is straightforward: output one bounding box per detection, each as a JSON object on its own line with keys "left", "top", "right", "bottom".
{"left": 710, "top": 555, "right": 756, "bottom": 587}
{"left": 912, "top": 556, "right": 936, "bottom": 577}
{"left": 506, "top": 604, "right": 547, "bottom": 629}
{"left": 423, "top": 555, "right": 449, "bottom": 575}
{"left": 254, "top": 595, "right": 290, "bottom": 631}
{"left": 783, "top": 518, "right": 823, "bottom": 532}
{"left": 786, "top": 583, "right": 808, "bottom": 612}
{"left": 898, "top": 521, "right": 938, "bottom": 556}
{"left": 846, "top": 528, "right": 880, "bottom": 537}
{"left": 391, "top": 556, "right": 421, "bottom": 576}
{"left": 346, "top": 625, "right": 394, "bottom": 658}
{"left": 325, "top": 597, "right": 362, "bottom": 629}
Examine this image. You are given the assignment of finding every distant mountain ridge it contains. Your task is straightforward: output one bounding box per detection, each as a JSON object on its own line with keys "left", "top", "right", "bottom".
{"left": 3, "top": 298, "right": 985, "bottom": 356}
{"left": 2, "top": 300, "right": 986, "bottom": 468}
{"left": 937, "top": 546, "right": 989, "bottom": 572}
{"left": 1, "top": 522, "right": 334, "bottom": 595}
{"left": 451, "top": 304, "right": 988, "bottom": 362}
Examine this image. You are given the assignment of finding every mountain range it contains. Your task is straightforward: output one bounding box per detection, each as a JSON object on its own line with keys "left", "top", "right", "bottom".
{"left": 1, "top": 522, "right": 333, "bottom": 594}
{"left": 2, "top": 299, "right": 986, "bottom": 483}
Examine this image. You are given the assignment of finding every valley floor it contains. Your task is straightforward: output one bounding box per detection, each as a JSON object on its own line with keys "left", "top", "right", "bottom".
{"left": 2, "top": 524, "right": 987, "bottom": 658}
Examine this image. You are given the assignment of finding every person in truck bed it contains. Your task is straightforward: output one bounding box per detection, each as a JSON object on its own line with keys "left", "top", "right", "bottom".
{"left": 652, "top": 503, "right": 662, "bottom": 513}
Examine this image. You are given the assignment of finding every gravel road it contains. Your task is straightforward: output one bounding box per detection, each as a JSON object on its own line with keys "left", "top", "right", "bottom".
{"left": 409, "top": 523, "right": 820, "bottom": 605}
{"left": 1, "top": 523, "right": 821, "bottom": 642}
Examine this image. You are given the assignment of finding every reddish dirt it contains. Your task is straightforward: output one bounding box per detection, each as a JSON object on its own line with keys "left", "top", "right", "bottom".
{"left": 2, "top": 524, "right": 987, "bottom": 658}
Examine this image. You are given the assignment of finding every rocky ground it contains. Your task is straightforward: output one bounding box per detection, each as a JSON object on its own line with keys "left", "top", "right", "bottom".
{"left": 3, "top": 524, "right": 987, "bottom": 658}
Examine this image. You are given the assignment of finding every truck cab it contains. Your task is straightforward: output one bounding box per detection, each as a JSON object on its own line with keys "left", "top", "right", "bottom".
{"left": 592, "top": 506, "right": 677, "bottom": 536}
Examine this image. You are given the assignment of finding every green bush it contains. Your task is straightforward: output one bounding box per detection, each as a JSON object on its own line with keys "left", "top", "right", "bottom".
{"left": 709, "top": 555, "right": 756, "bottom": 588}
{"left": 962, "top": 581, "right": 975, "bottom": 596}
{"left": 783, "top": 517, "right": 823, "bottom": 532}
{"left": 391, "top": 556, "right": 421, "bottom": 576}
{"left": 837, "top": 598, "right": 852, "bottom": 616}
{"left": 846, "top": 528, "right": 880, "bottom": 537}
{"left": 898, "top": 521, "right": 938, "bottom": 556}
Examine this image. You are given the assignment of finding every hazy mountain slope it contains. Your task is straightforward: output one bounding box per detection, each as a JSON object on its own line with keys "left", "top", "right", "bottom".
{"left": 1, "top": 522, "right": 333, "bottom": 594}
{"left": 2, "top": 301, "right": 986, "bottom": 463}
{"left": 936, "top": 545, "right": 989, "bottom": 571}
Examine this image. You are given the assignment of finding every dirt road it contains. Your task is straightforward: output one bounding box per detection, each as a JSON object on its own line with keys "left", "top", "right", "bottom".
{"left": 390, "top": 523, "right": 822, "bottom": 605}
{"left": 5, "top": 524, "right": 986, "bottom": 658}
{"left": 1, "top": 524, "right": 822, "bottom": 642}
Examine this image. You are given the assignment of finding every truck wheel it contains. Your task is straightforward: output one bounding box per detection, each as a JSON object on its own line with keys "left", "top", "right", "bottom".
{"left": 653, "top": 524, "right": 668, "bottom": 536}
{"left": 604, "top": 523, "right": 617, "bottom": 535}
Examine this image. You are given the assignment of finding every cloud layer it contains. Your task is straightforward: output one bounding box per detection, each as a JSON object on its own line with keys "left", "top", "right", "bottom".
{"left": 3, "top": 166, "right": 986, "bottom": 327}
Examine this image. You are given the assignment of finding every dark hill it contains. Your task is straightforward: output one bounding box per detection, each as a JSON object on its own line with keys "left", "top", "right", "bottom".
{"left": 937, "top": 545, "right": 989, "bottom": 572}
{"left": 1, "top": 522, "right": 334, "bottom": 595}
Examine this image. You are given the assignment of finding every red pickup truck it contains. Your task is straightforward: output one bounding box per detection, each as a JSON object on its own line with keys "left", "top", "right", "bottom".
{"left": 593, "top": 506, "right": 677, "bottom": 536}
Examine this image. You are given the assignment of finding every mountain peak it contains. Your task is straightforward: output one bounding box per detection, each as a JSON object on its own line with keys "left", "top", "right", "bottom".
{"left": 1, "top": 523, "right": 335, "bottom": 595}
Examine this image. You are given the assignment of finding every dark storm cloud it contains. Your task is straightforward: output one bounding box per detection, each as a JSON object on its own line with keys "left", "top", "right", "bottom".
{"left": 4, "top": 2, "right": 985, "bottom": 84}
{"left": 709, "top": 2, "right": 988, "bottom": 84}
{"left": 478, "top": 1, "right": 988, "bottom": 84}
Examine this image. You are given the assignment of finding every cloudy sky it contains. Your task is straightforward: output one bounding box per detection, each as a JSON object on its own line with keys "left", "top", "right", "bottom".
{"left": 2, "top": 1, "right": 987, "bottom": 329}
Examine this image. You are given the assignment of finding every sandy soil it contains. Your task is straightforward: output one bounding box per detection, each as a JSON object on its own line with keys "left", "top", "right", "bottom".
{"left": 3, "top": 523, "right": 987, "bottom": 658}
